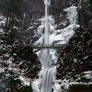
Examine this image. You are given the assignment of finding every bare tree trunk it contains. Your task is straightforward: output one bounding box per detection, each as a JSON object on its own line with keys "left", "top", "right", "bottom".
{"left": 76, "top": 0, "right": 84, "bottom": 29}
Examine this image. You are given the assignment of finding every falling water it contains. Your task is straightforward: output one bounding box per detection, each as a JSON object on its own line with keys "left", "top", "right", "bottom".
{"left": 39, "top": 0, "right": 56, "bottom": 92}
{"left": 44, "top": 0, "right": 50, "bottom": 46}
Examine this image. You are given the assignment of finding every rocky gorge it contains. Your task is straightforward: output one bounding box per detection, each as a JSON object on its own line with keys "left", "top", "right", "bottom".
{"left": 0, "top": 0, "right": 92, "bottom": 92}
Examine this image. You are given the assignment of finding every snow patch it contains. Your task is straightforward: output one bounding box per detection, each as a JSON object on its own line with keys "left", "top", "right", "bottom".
{"left": 19, "top": 76, "right": 30, "bottom": 86}
{"left": 32, "top": 79, "right": 41, "bottom": 92}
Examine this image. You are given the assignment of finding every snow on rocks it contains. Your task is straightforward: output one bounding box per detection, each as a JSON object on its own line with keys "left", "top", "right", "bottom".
{"left": 19, "top": 75, "right": 30, "bottom": 86}
{"left": 32, "top": 79, "right": 41, "bottom": 92}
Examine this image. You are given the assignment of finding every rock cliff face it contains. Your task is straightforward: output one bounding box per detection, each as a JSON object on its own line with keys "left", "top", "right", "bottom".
{"left": 57, "top": 0, "right": 92, "bottom": 81}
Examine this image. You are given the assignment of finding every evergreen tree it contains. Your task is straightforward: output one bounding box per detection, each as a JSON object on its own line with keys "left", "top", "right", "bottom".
{"left": 0, "top": 0, "right": 27, "bottom": 31}
{"left": 90, "top": 0, "right": 92, "bottom": 13}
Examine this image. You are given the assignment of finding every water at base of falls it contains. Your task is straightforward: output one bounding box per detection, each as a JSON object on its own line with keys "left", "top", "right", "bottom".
{"left": 39, "top": 49, "right": 56, "bottom": 92}
{"left": 32, "top": 49, "right": 57, "bottom": 92}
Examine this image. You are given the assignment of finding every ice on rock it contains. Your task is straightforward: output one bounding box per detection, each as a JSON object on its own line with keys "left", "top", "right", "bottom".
{"left": 34, "top": 5, "right": 79, "bottom": 46}
{"left": 49, "top": 5, "right": 80, "bottom": 45}
{"left": 64, "top": 6, "right": 78, "bottom": 25}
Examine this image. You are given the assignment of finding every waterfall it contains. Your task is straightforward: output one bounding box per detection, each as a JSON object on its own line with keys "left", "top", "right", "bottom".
{"left": 32, "top": 0, "right": 79, "bottom": 92}
{"left": 39, "top": 0, "right": 56, "bottom": 92}
{"left": 32, "top": 0, "right": 57, "bottom": 92}
{"left": 44, "top": 0, "right": 49, "bottom": 46}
